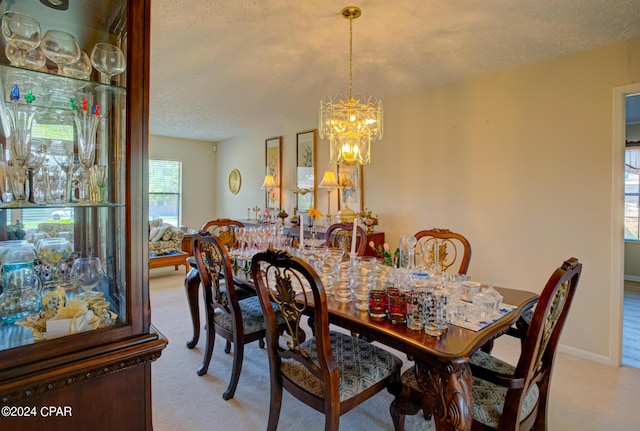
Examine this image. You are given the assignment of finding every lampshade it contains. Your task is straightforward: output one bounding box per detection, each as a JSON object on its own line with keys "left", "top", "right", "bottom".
{"left": 319, "top": 6, "right": 383, "bottom": 166}
{"left": 319, "top": 171, "right": 340, "bottom": 189}
{"left": 261, "top": 174, "right": 277, "bottom": 189}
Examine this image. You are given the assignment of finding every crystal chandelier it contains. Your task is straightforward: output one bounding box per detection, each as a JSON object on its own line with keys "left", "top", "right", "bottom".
{"left": 319, "top": 6, "right": 383, "bottom": 166}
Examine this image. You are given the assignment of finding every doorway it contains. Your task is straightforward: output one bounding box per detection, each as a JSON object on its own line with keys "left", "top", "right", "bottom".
{"left": 622, "top": 92, "right": 640, "bottom": 368}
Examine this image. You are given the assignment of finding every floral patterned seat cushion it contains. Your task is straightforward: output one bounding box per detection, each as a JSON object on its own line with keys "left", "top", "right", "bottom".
{"left": 213, "top": 296, "right": 285, "bottom": 335}
{"left": 281, "top": 331, "right": 402, "bottom": 402}
{"left": 400, "top": 350, "right": 539, "bottom": 429}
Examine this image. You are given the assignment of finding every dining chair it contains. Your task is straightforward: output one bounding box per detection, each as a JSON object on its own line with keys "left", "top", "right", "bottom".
{"left": 200, "top": 218, "right": 244, "bottom": 249}
{"left": 324, "top": 222, "right": 368, "bottom": 256}
{"left": 414, "top": 228, "right": 472, "bottom": 274}
{"left": 251, "top": 248, "right": 403, "bottom": 431}
{"left": 389, "top": 257, "right": 582, "bottom": 431}
{"left": 192, "top": 233, "right": 295, "bottom": 400}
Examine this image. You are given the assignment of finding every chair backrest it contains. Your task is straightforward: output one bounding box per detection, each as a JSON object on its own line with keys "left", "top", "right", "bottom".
{"left": 325, "top": 222, "right": 367, "bottom": 256}
{"left": 503, "top": 257, "right": 582, "bottom": 427}
{"left": 414, "top": 228, "right": 471, "bottom": 274}
{"left": 200, "top": 218, "right": 244, "bottom": 250}
{"left": 192, "top": 233, "right": 241, "bottom": 320}
{"left": 251, "top": 249, "right": 338, "bottom": 401}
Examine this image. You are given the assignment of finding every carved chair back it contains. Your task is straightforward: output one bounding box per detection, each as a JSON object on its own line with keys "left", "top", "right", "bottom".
{"left": 414, "top": 228, "right": 471, "bottom": 274}
{"left": 325, "top": 222, "right": 367, "bottom": 256}
{"left": 200, "top": 218, "right": 244, "bottom": 250}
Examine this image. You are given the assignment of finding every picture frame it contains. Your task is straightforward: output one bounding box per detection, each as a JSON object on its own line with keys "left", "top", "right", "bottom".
{"left": 296, "top": 129, "right": 317, "bottom": 211}
{"left": 265, "top": 136, "right": 282, "bottom": 209}
{"left": 337, "top": 163, "right": 363, "bottom": 213}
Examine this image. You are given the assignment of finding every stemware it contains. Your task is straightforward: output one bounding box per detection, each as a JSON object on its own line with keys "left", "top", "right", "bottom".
{"left": 90, "top": 43, "right": 126, "bottom": 84}
{"left": 60, "top": 51, "right": 92, "bottom": 80}
{"left": 40, "top": 29, "right": 81, "bottom": 75}
{"left": 90, "top": 164, "right": 107, "bottom": 202}
{"left": 71, "top": 95, "right": 100, "bottom": 201}
{"left": 1, "top": 12, "right": 41, "bottom": 68}
{"left": 70, "top": 257, "right": 105, "bottom": 298}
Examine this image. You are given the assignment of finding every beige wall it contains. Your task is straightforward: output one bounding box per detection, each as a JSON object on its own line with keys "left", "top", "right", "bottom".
{"left": 215, "top": 37, "right": 640, "bottom": 363}
{"left": 149, "top": 135, "right": 217, "bottom": 230}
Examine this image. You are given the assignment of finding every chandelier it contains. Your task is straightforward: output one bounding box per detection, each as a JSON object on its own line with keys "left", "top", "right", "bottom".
{"left": 319, "top": 6, "right": 383, "bottom": 166}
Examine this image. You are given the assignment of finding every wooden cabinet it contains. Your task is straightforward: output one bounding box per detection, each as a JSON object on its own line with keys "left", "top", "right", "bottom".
{"left": 0, "top": 2, "right": 166, "bottom": 430}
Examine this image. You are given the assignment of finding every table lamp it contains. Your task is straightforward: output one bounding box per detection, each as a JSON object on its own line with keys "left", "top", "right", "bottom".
{"left": 319, "top": 171, "right": 340, "bottom": 221}
{"left": 261, "top": 174, "right": 278, "bottom": 210}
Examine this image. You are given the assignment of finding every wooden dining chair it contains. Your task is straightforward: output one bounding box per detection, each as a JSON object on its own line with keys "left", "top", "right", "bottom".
{"left": 251, "top": 248, "right": 403, "bottom": 431}
{"left": 324, "top": 222, "right": 368, "bottom": 256}
{"left": 192, "top": 233, "right": 294, "bottom": 400}
{"left": 200, "top": 218, "right": 244, "bottom": 249}
{"left": 390, "top": 257, "right": 582, "bottom": 431}
{"left": 414, "top": 228, "right": 472, "bottom": 274}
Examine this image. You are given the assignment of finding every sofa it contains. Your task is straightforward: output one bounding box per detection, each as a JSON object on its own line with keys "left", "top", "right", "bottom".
{"left": 149, "top": 219, "right": 185, "bottom": 256}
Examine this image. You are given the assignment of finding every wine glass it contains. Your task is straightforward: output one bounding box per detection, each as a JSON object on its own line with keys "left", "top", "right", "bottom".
{"left": 1, "top": 12, "right": 41, "bottom": 67}
{"left": 70, "top": 257, "right": 105, "bottom": 298}
{"left": 90, "top": 43, "right": 126, "bottom": 84}
{"left": 90, "top": 164, "right": 107, "bottom": 202}
{"left": 40, "top": 30, "right": 81, "bottom": 75}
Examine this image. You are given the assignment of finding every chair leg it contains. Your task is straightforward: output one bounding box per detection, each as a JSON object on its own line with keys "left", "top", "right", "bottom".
{"left": 266, "top": 376, "right": 283, "bottom": 431}
{"left": 224, "top": 339, "right": 231, "bottom": 354}
{"left": 325, "top": 408, "right": 340, "bottom": 431}
{"left": 259, "top": 338, "right": 265, "bottom": 348}
{"left": 222, "top": 339, "right": 243, "bottom": 400}
{"left": 390, "top": 394, "right": 422, "bottom": 431}
{"left": 197, "top": 315, "right": 216, "bottom": 376}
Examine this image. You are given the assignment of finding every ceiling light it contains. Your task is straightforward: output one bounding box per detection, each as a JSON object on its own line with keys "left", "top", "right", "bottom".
{"left": 319, "top": 6, "right": 383, "bottom": 166}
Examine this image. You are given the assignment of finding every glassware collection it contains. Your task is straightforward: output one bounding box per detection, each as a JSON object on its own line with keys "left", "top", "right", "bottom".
{"left": 0, "top": 10, "right": 125, "bottom": 341}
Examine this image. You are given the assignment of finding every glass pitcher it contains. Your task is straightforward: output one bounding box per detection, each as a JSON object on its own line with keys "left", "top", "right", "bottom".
{"left": 0, "top": 242, "right": 42, "bottom": 324}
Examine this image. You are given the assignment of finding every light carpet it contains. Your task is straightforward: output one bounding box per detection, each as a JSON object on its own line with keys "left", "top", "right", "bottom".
{"left": 150, "top": 268, "right": 640, "bottom": 431}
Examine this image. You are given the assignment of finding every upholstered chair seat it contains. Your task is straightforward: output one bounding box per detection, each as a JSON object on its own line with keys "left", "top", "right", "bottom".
{"left": 281, "top": 331, "right": 402, "bottom": 401}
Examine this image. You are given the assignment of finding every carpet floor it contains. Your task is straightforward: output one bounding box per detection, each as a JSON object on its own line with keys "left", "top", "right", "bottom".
{"left": 150, "top": 268, "right": 640, "bottom": 431}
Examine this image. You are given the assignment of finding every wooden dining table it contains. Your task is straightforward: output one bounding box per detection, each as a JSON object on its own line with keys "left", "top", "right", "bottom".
{"left": 184, "top": 258, "right": 538, "bottom": 431}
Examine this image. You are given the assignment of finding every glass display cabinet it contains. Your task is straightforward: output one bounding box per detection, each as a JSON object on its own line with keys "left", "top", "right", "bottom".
{"left": 0, "top": 1, "right": 165, "bottom": 430}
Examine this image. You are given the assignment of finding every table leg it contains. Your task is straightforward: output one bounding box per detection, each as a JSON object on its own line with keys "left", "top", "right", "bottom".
{"left": 185, "top": 267, "right": 201, "bottom": 349}
{"left": 415, "top": 359, "right": 473, "bottom": 431}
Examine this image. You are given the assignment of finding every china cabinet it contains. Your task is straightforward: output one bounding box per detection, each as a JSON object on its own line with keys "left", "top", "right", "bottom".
{"left": 0, "top": 1, "right": 166, "bottom": 430}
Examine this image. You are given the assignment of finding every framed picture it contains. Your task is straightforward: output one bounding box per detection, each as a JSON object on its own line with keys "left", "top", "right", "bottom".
{"left": 296, "top": 129, "right": 317, "bottom": 211}
{"left": 337, "top": 163, "right": 363, "bottom": 213}
{"left": 265, "top": 136, "right": 282, "bottom": 209}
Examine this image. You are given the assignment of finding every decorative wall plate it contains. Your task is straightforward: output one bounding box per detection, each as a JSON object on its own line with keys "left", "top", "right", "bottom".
{"left": 228, "top": 169, "right": 241, "bottom": 194}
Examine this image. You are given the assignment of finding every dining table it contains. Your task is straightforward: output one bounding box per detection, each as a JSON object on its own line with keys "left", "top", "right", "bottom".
{"left": 184, "top": 255, "right": 538, "bottom": 431}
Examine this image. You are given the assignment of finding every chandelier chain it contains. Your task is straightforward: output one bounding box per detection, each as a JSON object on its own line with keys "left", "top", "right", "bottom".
{"left": 349, "top": 13, "right": 353, "bottom": 99}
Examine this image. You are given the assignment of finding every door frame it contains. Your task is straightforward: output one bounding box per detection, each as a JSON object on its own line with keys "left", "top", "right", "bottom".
{"left": 612, "top": 83, "right": 640, "bottom": 365}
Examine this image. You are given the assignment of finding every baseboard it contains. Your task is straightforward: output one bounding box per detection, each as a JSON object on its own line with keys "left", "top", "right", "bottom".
{"left": 558, "top": 344, "right": 615, "bottom": 366}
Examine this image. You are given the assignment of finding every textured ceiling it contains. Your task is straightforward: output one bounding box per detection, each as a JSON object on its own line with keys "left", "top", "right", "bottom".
{"left": 149, "top": 0, "right": 640, "bottom": 142}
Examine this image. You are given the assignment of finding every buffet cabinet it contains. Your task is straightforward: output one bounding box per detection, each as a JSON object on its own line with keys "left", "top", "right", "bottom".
{"left": 0, "top": 1, "right": 166, "bottom": 430}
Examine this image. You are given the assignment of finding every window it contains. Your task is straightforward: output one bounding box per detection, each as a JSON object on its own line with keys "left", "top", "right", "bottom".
{"left": 149, "top": 159, "right": 182, "bottom": 227}
{"left": 625, "top": 145, "right": 640, "bottom": 240}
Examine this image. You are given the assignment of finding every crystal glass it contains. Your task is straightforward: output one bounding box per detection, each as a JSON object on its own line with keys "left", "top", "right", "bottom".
{"left": 36, "top": 238, "right": 72, "bottom": 287}
{"left": 60, "top": 51, "right": 92, "bottom": 80}
{"left": 90, "top": 43, "right": 126, "bottom": 84}
{"left": 70, "top": 257, "right": 105, "bottom": 297}
{"left": 71, "top": 95, "right": 100, "bottom": 201}
{"left": 90, "top": 164, "right": 107, "bottom": 202}
{"left": 1, "top": 12, "right": 41, "bottom": 67}
{"left": 40, "top": 30, "right": 81, "bottom": 75}
{"left": 7, "top": 86, "right": 37, "bottom": 169}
